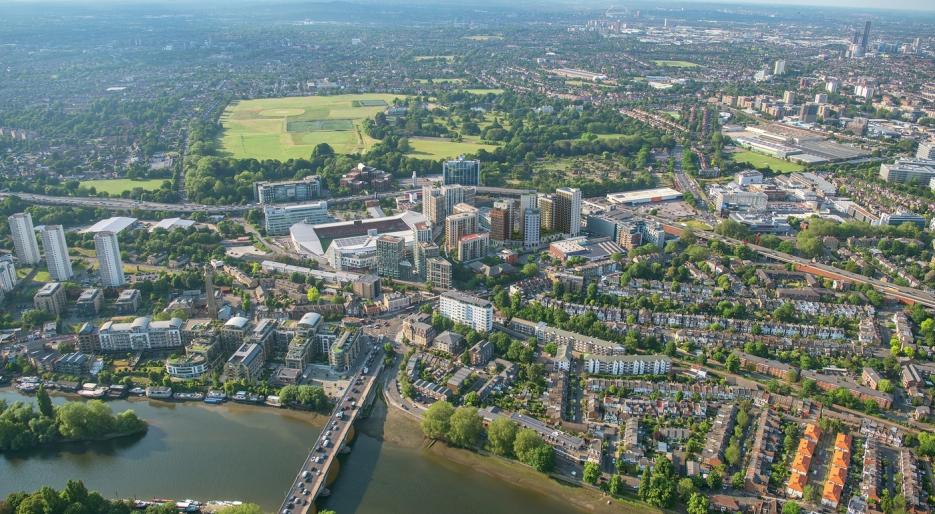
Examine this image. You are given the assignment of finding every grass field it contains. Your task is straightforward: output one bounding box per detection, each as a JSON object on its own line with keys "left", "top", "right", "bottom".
{"left": 463, "top": 88, "right": 505, "bottom": 95}
{"left": 414, "top": 55, "right": 455, "bottom": 62}
{"left": 406, "top": 136, "right": 498, "bottom": 160}
{"left": 653, "top": 60, "right": 700, "bottom": 68}
{"left": 220, "top": 93, "right": 404, "bottom": 160}
{"left": 731, "top": 149, "right": 804, "bottom": 173}
{"left": 79, "top": 178, "right": 167, "bottom": 195}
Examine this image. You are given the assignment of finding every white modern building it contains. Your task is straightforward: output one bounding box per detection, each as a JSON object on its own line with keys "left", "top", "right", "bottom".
{"left": 263, "top": 201, "right": 331, "bottom": 235}
{"left": 917, "top": 140, "right": 935, "bottom": 160}
{"left": 554, "top": 187, "right": 582, "bottom": 236}
{"left": 40, "top": 225, "right": 73, "bottom": 281}
{"left": 8, "top": 212, "right": 41, "bottom": 265}
{"left": 0, "top": 255, "right": 17, "bottom": 292}
{"left": 94, "top": 231, "right": 126, "bottom": 287}
{"left": 583, "top": 354, "right": 672, "bottom": 376}
{"left": 98, "top": 316, "right": 184, "bottom": 352}
{"left": 523, "top": 208, "right": 541, "bottom": 248}
{"left": 438, "top": 291, "right": 493, "bottom": 333}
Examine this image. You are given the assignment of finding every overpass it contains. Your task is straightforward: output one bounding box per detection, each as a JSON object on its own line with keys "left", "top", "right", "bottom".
{"left": 279, "top": 352, "right": 384, "bottom": 514}
{"left": 660, "top": 220, "right": 935, "bottom": 308}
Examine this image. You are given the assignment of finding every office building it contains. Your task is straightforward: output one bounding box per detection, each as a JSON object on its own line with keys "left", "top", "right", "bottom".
{"left": 879, "top": 158, "right": 935, "bottom": 184}
{"left": 115, "top": 288, "right": 141, "bottom": 314}
{"left": 329, "top": 330, "right": 362, "bottom": 371}
{"left": 445, "top": 212, "right": 478, "bottom": 253}
{"left": 427, "top": 257, "right": 452, "bottom": 289}
{"left": 538, "top": 196, "right": 554, "bottom": 231}
{"left": 413, "top": 241, "right": 439, "bottom": 279}
{"left": 413, "top": 221, "right": 433, "bottom": 243}
{"left": 773, "top": 59, "right": 786, "bottom": 75}
{"left": 553, "top": 187, "right": 582, "bottom": 236}
{"left": 583, "top": 354, "right": 672, "bottom": 376}
{"left": 224, "top": 343, "right": 265, "bottom": 383}
{"left": 76, "top": 288, "right": 103, "bottom": 316}
{"left": 879, "top": 212, "right": 926, "bottom": 228}
{"left": 917, "top": 141, "right": 935, "bottom": 160}
{"left": 34, "top": 282, "right": 66, "bottom": 316}
{"left": 439, "top": 291, "right": 493, "bottom": 332}
{"left": 98, "top": 316, "right": 183, "bottom": 352}
{"left": 457, "top": 232, "right": 489, "bottom": 262}
{"left": 352, "top": 274, "right": 381, "bottom": 300}
{"left": 8, "top": 212, "right": 40, "bottom": 265}
{"left": 0, "top": 255, "right": 16, "bottom": 292}
{"left": 799, "top": 103, "right": 819, "bottom": 123}
{"left": 522, "top": 208, "right": 541, "bottom": 248}
{"left": 94, "top": 231, "right": 126, "bottom": 287}
{"left": 422, "top": 185, "right": 447, "bottom": 225}
{"left": 376, "top": 234, "right": 406, "bottom": 279}
{"left": 263, "top": 201, "right": 330, "bottom": 235}
{"left": 490, "top": 206, "right": 511, "bottom": 242}
{"left": 40, "top": 225, "right": 73, "bottom": 281}
{"left": 442, "top": 157, "right": 481, "bottom": 186}
{"left": 254, "top": 176, "right": 321, "bottom": 204}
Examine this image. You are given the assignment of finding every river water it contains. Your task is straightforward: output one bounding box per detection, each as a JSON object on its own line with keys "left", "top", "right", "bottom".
{"left": 1, "top": 389, "right": 636, "bottom": 514}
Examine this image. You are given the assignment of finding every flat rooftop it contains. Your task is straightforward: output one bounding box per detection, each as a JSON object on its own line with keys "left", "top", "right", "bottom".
{"left": 607, "top": 187, "right": 682, "bottom": 205}
{"left": 81, "top": 216, "right": 138, "bottom": 234}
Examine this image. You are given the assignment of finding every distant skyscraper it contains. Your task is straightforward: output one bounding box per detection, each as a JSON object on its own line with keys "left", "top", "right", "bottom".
{"left": 8, "top": 212, "right": 40, "bottom": 265}
{"left": 40, "top": 225, "right": 73, "bottom": 281}
{"left": 442, "top": 157, "right": 481, "bottom": 186}
{"left": 773, "top": 59, "right": 786, "bottom": 75}
{"left": 799, "top": 103, "right": 819, "bottom": 123}
{"left": 861, "top": 21, "right": 871, "bottom": 53}
{"left": 553, "top": 187, "right": 582, "bottom": 236}
{"left": 826, "top": 79, "right": 840, "bottom": 94}
{"left": 783, "top": 91, "right": 795, "bottom": 105}
{"left": 94, "top": 231, "right": 126, "bottom": 287}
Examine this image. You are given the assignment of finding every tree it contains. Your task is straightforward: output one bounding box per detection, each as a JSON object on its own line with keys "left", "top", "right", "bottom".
{"left": 687, "top": 492, "right": 710, "bottom": 514}
{"left": 583, "top": 461, "right": 600, "bottom": 484}
{"left": 447, "top": 406, "right": 483, "bottom": 448}
{"left": 725, "top": 353, "right": 740, "bottom": 373}
{"left": 487, "top": 417, "right": 518, "bottom": 456}
{"left": 731, "top": 471, "right": 744, "bottom": 489}
{"left": 36, "top": 385, "right": 53, "bottom": 418}
{"left": 639, "top": 456, "right": 677, "bottom": 507}
{"left": 782, "top": 501, "right": 801, "bottom": 514}
{"left": 306, "top": 287, "right": 320, "bottom": 303}
{"left": 802, "top": 484, "right": 818, "bottom": 503}
{"left": 514, "top": 429, "right": 554, "bottom": 472}
{"left": 608, "top": 474, "right": 623, "bottom": 496}
{"left": 677, "top": 477, "right": 696, "bottom": 501}
{"left": 725, "top": 443, "right": 741, "bottom": 467}
{"left": 706, "top": 469, "right": 722, "bottom": 490}
{"left": 421, "top": 401, "right": 455, "bottom": 440}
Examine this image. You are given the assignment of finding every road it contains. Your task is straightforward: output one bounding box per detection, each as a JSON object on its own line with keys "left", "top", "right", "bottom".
{"left": 279, "top": 350, "right": 384, "bottom": 514}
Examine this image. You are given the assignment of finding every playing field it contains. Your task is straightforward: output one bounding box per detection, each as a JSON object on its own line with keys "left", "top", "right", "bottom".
{"left": 406, "top": 136, "right": 498, "bottom": 160}
{"left": 220, "top": 94, "right": 404, "bottom": 160}
{"left": 653, "top": 60, "right": 700, "bottom": 68}
{"left": 79, "top": 178, "right": 167, "bottom": 195}
{"left": 463, "top": 88, "right": 505, "bottom": 95}
{"left": 731, "top": 150, "right": 804, "bottom": 173}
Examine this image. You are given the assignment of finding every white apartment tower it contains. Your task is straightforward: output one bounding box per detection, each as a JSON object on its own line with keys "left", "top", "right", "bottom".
{"left": 40, "top": 225, "right": 73, "bottom": 281}
{"left": 94, "top": 231, "right": 126, "bottom": 287}
{"left": 8, "top": 212, "right": 41, "bottom": 265}
{"left": 554, "top": 187, "right": 582, "bottom": 236}
{"left": 523, "top": 208, "right": 541, "bottom": 248}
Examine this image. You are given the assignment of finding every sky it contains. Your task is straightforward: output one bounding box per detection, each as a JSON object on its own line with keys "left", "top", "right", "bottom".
{"left": 2, "top": 0, "right": 934, "bottom": 12}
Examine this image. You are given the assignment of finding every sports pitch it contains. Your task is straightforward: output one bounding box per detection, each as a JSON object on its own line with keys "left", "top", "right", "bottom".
{"left": 220, "top": 94, "right": 404, "bottom": 160}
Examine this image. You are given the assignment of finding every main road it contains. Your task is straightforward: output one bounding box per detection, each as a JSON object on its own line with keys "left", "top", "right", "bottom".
{"left": 279, "top": 351, "right": 384, "bottom": 514}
